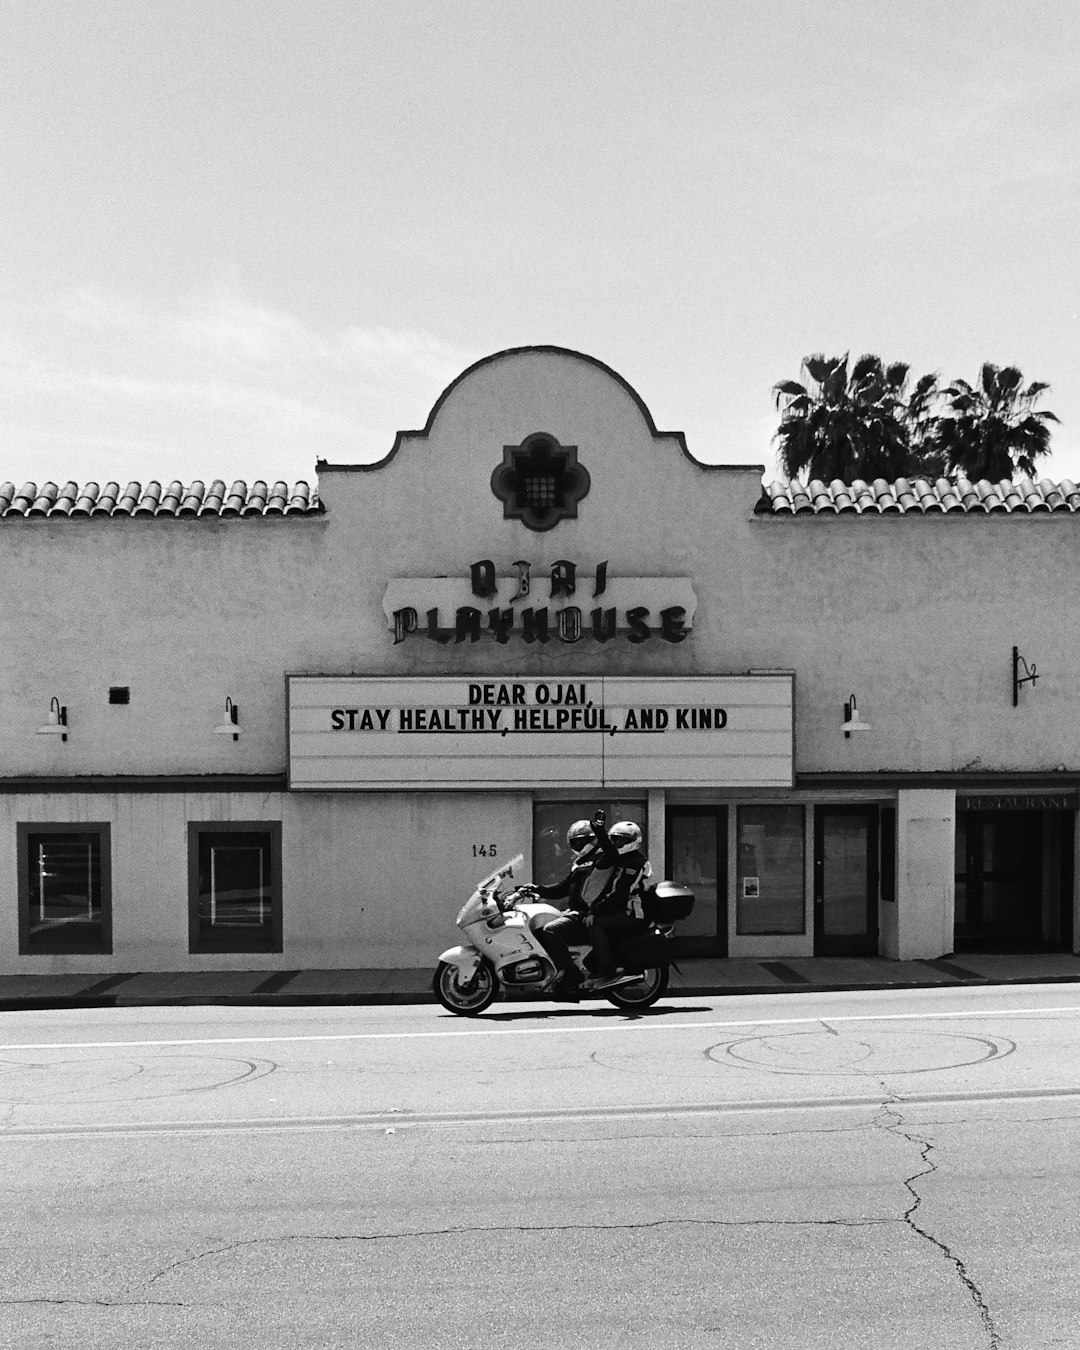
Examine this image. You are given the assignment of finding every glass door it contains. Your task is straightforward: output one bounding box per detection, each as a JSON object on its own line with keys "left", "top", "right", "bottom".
{"left": 813, "top": 806, "right": 879, "bottom": 956}
{"left": 665, "top": 806, "right": 727, "bottom": 956}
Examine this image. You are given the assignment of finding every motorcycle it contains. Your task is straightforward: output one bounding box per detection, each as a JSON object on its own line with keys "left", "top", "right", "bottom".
{"left": 432, "top": 852, "right": 695, "bottom": 1016}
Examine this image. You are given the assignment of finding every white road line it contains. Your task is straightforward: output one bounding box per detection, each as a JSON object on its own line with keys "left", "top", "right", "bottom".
{"left": 2, "top": 1002, "right": 1080, "bottom": 1053}
{"left": 7, "top": 1085, "right": 1080, "bottom": 1141}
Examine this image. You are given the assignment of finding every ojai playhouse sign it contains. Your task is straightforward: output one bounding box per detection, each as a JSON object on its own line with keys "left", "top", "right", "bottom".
{"left": 287, "top": 674, "right": 795, "bottom": 790}
{"left": 383, "top": 559, "right": 697, "bottom": 645}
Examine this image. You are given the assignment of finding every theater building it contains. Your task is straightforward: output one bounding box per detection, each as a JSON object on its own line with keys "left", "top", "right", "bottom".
{"left": 1, "top": 345, "right": 1078, "bottom": 975}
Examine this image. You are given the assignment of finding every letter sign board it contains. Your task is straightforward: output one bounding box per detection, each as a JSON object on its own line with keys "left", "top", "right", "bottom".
{"left": 287, "top": 674, "right": 794, "bottom": 790}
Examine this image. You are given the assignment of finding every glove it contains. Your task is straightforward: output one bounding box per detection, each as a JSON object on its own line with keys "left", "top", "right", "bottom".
{"left": 592, "top": 809, "right": 606, "bottom": 828}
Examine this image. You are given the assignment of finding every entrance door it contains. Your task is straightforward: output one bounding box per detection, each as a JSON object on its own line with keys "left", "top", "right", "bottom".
{"left": 954, "top": 809, "right": 1072, "bottom": 951}
{"left": 665, "top": 806, "right": 727, "bottom": 956}
{"left": 814, "top": 807, "right": 879, "bottom": 956}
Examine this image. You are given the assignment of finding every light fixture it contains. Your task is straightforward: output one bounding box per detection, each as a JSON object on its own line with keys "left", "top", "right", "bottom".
{"left": 1012, "top": 646, "right": 1038, "bottom": 706}
{"left": 841, "top": 693, "right": 871, "bottom": 737}
{"left": 36, "top": 696, "right": 68, "bottom": 742}
{"left": 214, "top": 696, "right": 242, "bottom": 740}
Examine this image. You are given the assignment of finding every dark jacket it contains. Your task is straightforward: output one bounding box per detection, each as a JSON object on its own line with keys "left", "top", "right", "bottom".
{"left": 537, "top": 821, "right": 648, "bottom": 917}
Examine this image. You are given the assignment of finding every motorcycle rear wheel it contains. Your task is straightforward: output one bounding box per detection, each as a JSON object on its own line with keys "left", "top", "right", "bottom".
{"left": 433, "top": 959, "right": 498, "bottom": 1016}
{"left": 605, "top": 964, "right": 669, "bottom": 1010}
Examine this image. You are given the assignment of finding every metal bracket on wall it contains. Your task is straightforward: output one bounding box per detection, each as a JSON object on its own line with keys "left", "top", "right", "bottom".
{"left": 1012, "top": 646, "right": 1038, "bottom": 706}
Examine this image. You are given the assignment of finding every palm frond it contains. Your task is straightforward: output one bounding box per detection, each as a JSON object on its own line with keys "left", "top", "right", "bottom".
{"left": 803, "top": 354, "right": 845, "bottom": 387}
{"left": 851, "top": 353, "right": 884, "bottom": 385}
{"left": 885, "top": 361, "right": 910, "bottom": 389}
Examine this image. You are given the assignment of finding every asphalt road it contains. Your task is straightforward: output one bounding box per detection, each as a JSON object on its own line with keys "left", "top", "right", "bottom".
{"left": 2, "top": 985, "right": 1080, "bottom": 1349}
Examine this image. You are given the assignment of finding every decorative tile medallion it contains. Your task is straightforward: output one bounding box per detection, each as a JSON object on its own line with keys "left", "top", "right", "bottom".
{"left": 490, "top": 432, "right": 591, "bottom": 531}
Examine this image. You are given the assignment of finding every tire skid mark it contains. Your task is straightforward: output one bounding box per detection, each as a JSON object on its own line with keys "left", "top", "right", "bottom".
{"left": 0, "top": 1053, "right": 277, "bottom": 1106}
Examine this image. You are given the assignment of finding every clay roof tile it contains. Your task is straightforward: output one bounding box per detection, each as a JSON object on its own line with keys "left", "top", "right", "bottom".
{"left": 242, "top": 480, "right": 269, "bottom": 515}
{"left": 199, "top": 479, "right": 227, "bottom": 514}
{"left": 134, "top": 482, "right": 162, "bottom": 515}
{"left": 27, "top": 482, "right": 59, "bottom": 516}
{"left": 157, "top": 481, "right": 184, "bottom": 514}
{"left": 177, "top": 481, "right": 206, "bottom": 516}
{"left": 264, "top": 481, "right": 290, "bottom": 514}
{"left": 222, "top": 480, "right": 247, "bottom": 515}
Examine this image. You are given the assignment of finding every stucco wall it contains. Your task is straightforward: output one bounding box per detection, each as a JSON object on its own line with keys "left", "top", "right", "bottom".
{"left": 0, "top": 790, "right": 532, "bottom": 972}
{"left": 4, "top": 348, "right": 1077, "bottom": 782}
{"left": 3, "top": 347, "right": 1077, "bottom": 970}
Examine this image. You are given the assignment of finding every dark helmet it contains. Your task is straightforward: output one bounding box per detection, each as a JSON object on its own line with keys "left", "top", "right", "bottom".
{"left": 566, "top": 819, "right": 595, "bottom": 853}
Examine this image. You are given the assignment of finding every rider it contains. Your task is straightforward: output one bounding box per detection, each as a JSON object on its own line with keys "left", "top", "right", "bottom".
{"left": 532, "top": 812, "right": 649, "bottom": 992}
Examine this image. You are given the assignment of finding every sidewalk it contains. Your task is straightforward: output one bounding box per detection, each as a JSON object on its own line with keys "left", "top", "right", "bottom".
{"left": 3, "top": 952, "right": 1080, "bottom": 1011}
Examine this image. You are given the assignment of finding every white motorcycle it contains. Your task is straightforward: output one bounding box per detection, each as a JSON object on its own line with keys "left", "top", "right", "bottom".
{"left": 432, "top": 853, "right": 695, "bottom": 1016}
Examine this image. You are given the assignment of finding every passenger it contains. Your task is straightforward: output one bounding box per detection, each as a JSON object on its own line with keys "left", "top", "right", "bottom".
{"left": 583, "top": 819, "right": 651, "bottom": 980}
{"left": 533, "top": 812, "right": 650, "bottom": 991}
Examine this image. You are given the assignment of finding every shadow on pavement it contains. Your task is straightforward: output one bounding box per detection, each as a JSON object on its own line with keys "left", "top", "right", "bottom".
{"left": 453, "top": 1002, "right": 716, "bottom": 1023}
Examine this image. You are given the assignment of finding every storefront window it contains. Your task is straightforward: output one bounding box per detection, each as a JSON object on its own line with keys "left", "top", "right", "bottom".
{"left": 736, "top": 805, "right": 804, "bottom": 935}
{"left": 533, "top": 801, "right": 647, "bottom": 885}
{"left": 18, "top": 824, "right": 112, "bottom": 954}
{"left": 188, "top": 824, "right": 281, "bottom": 953}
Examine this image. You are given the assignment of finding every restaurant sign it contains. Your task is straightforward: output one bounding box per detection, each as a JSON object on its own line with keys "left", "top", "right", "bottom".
{"left": 956, "top": 793, "right": 1077, "bottom": 811}
{"left": 287, "top": 674, "right": 794, "bottom": 790}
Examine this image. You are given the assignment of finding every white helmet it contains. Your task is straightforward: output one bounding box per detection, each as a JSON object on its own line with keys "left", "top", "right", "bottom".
{"left": 609, "top": 821, "right": 642, "bottom": 854}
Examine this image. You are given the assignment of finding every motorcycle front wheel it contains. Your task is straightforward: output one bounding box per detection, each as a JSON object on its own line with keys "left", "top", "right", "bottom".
{"left": 605, "top": 964, "right": 669, "bottom": 1011}
{"left": 433, "top": 959, "right": 498, "bottom": 1016}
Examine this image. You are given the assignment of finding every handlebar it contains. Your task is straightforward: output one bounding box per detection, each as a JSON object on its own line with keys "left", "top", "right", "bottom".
{"left": 488, "top": 883, "right": 538, "bottom": 913}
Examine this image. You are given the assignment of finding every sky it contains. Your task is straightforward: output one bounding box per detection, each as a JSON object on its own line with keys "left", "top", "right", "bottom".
{"left": 2, "top": 0, "right": 1079, "bottom": 490}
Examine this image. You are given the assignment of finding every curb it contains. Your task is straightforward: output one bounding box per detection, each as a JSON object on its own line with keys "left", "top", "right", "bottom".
{"left": 4, "top": 972, "right": 1080, "bottom": 1013}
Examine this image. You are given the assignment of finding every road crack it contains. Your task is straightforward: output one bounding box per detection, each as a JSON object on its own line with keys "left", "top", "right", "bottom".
{"left": 814, "top": 1019, "right": 1002, "bottom": 1350}
{"left": 1, "top": 1296, "right": 196, "bottom": 1309}
{"left": 139, "top": 1214, "right": 894, "bottom": 1287}
{"left": 872, "top": 1088, "right": 1001, "bottom": 1349}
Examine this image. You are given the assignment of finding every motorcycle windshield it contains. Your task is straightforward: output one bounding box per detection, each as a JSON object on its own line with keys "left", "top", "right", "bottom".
{"left": 475, "top": 852, "right": 524, "bottom": 891}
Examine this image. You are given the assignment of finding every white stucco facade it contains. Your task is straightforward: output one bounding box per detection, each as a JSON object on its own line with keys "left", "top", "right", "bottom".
{"left": 2, "top": 346, "right": 1078, "bottom": 972}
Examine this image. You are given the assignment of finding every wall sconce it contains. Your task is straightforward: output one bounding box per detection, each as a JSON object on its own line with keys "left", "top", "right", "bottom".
{"left": 36, "top": 696, "right": 68, "bottom": 742}
{"left": 213, "top": 696, "right": 242, "bottom": 740}
{"left": 841, "top": 693, "right": 871, "bottom": 738}
{"left": 1012, "top": 647, "right": 1038, "bottom": 706}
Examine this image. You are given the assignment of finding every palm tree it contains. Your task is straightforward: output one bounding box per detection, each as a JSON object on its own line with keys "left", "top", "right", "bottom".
{"left": 933, "top": 364, "right": 1059, "bottom": 481}
{"left": 773, "top": 354, "right": 933, "bottom": 483}
{"left": 900, "top": 371, "right": 946, "bottom": 476}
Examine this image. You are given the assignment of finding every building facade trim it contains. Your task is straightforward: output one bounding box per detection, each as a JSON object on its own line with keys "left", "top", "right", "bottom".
{"left": 316, "top": 344, "right": 764, "bottom": 474}
{"left": 0, "top": 775, "right": 288, "bottom": 794}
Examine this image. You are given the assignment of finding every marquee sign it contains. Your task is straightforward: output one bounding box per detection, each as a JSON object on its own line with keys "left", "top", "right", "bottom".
{"left": 287, "top": 674, "right": 794, "bottom": 790}
{"left": 383, "top": 558, "right": 697, "bottom": 646}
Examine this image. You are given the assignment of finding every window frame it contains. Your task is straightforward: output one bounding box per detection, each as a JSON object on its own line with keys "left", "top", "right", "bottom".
{"left": 17, "top": 822, "right": 113, "bottom": 955}
{"left": 187, "top": 821, "right": 283, "bottom": 955}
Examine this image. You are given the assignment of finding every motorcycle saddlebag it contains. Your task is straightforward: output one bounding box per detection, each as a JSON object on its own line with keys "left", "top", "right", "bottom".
{"left": 641, "top": 881, "right": 696, "bottom": 923}
{"left": 618, "top": 931, "right": 674, "bottom": 968}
